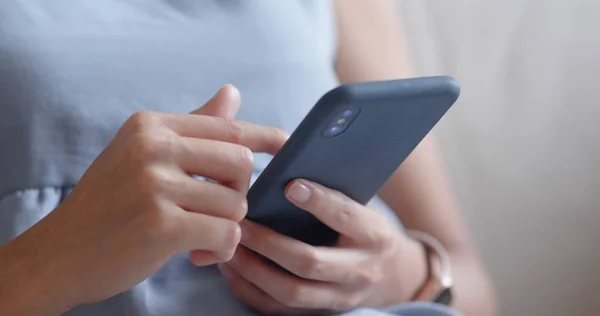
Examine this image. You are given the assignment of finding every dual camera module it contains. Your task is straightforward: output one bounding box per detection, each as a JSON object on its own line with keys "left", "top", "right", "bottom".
{"left": 322, "top": 106, "right": 360, "bottom": 137}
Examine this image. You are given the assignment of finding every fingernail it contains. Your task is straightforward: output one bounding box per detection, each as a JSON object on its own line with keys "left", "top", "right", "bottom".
{"left": 224, "top": 84, "right": 240, "bottom": 100}
{"left": 240, "top": 221, "right": 251, "bottom": 242}
{"left": 229, "top": 248, "right": 241, "bottom": 266}
{"left": 287, "top": 181, "right": 312, "bottom": 203}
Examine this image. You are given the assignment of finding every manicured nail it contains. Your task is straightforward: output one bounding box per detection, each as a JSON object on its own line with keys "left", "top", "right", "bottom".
{"left": 287, "top": 181, "right": 312, "bottom": 203}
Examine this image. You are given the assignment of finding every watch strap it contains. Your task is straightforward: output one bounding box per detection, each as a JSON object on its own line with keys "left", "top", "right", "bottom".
{"left": 406, "top": 230, "right": 453, "bottom": 305}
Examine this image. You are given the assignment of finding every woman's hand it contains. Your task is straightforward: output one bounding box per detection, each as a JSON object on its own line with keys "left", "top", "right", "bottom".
{"left": 218, "top": 179, "right": 427, "bottom": 315}
{"left": 0, "top": 86, "right": 288, "bottom": 315}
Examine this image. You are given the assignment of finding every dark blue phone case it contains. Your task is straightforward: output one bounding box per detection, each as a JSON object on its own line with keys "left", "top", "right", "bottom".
{"left": 246, "top": 76, "right": 460, "bottom": 246}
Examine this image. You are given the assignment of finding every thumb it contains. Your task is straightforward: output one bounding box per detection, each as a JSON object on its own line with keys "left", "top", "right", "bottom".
{"left": 192, "top": 84, "right": 241, "bottom": 119}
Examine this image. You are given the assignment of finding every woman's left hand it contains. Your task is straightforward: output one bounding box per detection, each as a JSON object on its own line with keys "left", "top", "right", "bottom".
{"left": 218, "top": 179, "right": 422, "bottom": 315}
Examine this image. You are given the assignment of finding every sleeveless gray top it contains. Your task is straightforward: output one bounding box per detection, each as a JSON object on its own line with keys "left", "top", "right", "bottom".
{"left": 0, "top": 1, "right": 458, "bottom": 315}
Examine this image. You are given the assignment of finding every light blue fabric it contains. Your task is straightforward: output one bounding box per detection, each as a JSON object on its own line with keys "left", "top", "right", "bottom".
{"left": 0, "top": 1, "right": 459, "bottom": 315}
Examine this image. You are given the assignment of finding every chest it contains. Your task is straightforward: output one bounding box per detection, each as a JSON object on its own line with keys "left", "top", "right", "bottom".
{"left": 0, "top": 0, "right": 338, "bottom": 133}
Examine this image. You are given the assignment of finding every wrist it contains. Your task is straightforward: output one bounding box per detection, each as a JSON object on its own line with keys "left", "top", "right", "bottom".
{"left": 363, "top": 232, "right": 428, "bottom": 307}
{"left": 405, "top": 230, "right": 454, "bottom": 305}
{"left": 0, "top": 237, "right": 72, "bottom": 315}
{"left": 391, "top": 233, "right": 429, "bottom": 302}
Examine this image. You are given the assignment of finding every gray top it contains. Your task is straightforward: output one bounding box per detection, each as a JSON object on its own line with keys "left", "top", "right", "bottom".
{"left": 0, "top": 1, "right": 458, "bottom": 315}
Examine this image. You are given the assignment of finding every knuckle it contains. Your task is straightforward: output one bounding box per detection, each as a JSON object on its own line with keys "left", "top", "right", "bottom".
{"left": 295, "top": 247, "right": 322, "bottom": 279}
{"left": 356, "top": 266, "right": 384, "bottom": 286}
{"left": 220, "top": 118, "right": 244, "bottom": 144}
{"left": 129, "top": 132, "right": 177, "bottom": 163}
{"left": 230, "top": 194, "right": 248, "bottom": 221}
{"left": 278, "top": 285, "right": 309, "bottom": 308}
{"left": 142, "top": 166, "right": 178, "bottom": 195}
{"left": 143, "top": 203, "right": 178, "bottom": 241}
{"left": 155, "top": 212, "right": 178, "bottom": 237}
{"left": 237, "top": 145, "right": 255, "bottom": 172}
{"left": 224, "top": 144, "right": 254, "bottom": 184}
{"left": 126, "top": 111, "right": 161, "bottom": 130}
{"left": 218, "top": 222, "right": 242, "bottom": 260}
{"left": 331, "top": 195, "right": 354, "bottom": 226}
{"left": 334, "top": 293, "right": 363, "bottom": 311}
{"left": 373, "top": 228, "right": 398, "bottom": 254}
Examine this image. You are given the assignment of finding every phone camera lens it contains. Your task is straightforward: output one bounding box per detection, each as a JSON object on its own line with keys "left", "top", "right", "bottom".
{"left": 322, "top": 107, "right": 360, "bottom": 137}
{"left": 341, "top": 109, "right": 354, "bottom": 118}
{"left": 323, "top": 125, "right": 342, "bottom": 137}
{"left": 329, "top": 125, "right": 342, "bottom": 134}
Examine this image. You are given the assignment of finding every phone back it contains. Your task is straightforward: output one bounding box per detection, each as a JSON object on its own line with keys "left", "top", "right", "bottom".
{"left": 246, "top": 76, "right": 460, "bottom": 246}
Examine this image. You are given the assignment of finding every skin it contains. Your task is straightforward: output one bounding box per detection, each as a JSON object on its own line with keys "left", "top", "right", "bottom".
{"left": 0, "top": 1, "right": 497, "bottom": 315}
{"left": 0, "top": 86, "right": 288, "bottom": 315}
{"left": 218, "top": 1, "right": 498, "bottom": 315}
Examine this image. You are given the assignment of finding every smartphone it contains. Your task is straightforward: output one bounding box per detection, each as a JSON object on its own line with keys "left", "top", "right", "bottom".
{"left": 246, "top": 76, "right": 460, "bottom": 246}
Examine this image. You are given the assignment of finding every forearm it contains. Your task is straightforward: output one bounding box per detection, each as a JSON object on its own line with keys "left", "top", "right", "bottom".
{"left": 447, "top": 251, "right": 497, "bottom": 316}
{"left": 379, "top": 138, "right": 498, "bottom": 315}
{"left": 0, "top": 236, "right": 70, "bottom": 316}
{"left": 333, "top": 0, "right": 497, "bottom": 313}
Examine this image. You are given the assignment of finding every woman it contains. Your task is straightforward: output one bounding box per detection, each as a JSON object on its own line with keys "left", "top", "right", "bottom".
{"left": 0, "top": 1, "right": 496, "bottom": 315}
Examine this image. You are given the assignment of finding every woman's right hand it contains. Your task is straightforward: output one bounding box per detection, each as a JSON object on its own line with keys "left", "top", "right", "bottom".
{"left": 0, "top": 85, "right": 288, "bottom": 315}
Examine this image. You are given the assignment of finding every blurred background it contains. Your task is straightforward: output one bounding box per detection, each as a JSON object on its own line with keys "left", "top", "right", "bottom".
{"left": 397, "top": 0, "right": 600, "bottom": 315}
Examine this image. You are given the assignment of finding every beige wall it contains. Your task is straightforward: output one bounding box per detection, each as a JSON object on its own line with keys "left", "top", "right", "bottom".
{"left": 399, "top": 1, "right": 600, "bottom": 315}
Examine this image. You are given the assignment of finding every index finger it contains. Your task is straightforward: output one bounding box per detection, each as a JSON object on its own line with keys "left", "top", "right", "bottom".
{"left": 240, "top": 220, "right": 372, "bottom": 284}
{"left": 285, "top": 180, "right": 394, "bottom": 249}
{"left": 161, "top": 113, "right": 288, "bottom": 155}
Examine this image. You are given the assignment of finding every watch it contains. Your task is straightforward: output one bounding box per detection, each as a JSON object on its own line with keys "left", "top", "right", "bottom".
{"left": 406, "top": 230, "right": 454, "bottom": 305}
